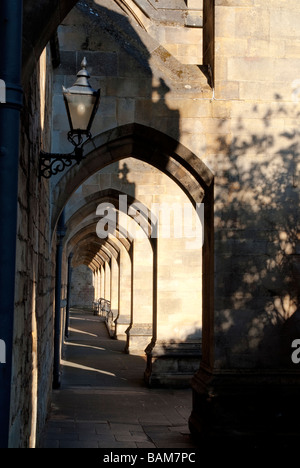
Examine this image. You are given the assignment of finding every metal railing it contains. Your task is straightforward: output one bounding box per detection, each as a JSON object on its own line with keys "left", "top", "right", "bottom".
{"left": 92, "top": 298, "right": 111, "bottom": 318}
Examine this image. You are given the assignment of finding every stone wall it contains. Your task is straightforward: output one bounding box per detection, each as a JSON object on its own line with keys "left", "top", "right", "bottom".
{"left": 204, "top": 0, "right": 300, "bottom": 370}
{"left": 54, "top": 0, "right": 299, "bottom": 368}
{"left": 11, "top": 0, "right": 300, "bottom": 445}
{"left": 51, "top": 2, "right": 205, "bottom": 382}
{"left": 51, "top": 1, "right": 210, "bottom": 158}
{"left": 63, "top": 159, "right": 203, "bottom": 359}
{"left": 71, "top": 264, "right": 95, "bottom": 307}
{"left": 10, "top": 47, "right": 55, "bottom": 448}
{"left": 52, "top": 0, "right": 300, "bottom": 375}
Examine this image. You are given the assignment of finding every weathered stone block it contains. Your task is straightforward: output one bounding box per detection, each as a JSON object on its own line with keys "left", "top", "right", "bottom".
{"left": 187, "top": 0, "right": 203, "bottom": 9}
{"left": 228, "top": 57, "right": 274, "bottom": 82}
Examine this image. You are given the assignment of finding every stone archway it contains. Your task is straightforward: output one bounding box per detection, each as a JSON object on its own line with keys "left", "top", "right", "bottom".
{"left": 64, "top": 188, "right": 156, "bottom": 353}
{"left": 4, "top": 0, "right": 216, "bottom": 448}
{"left": 51, "top": 123, "right": 212, "bottom": 232}
{"left": 53, "top": 123, "right": 214, "bottom": 380}
{"left": 63, "top": 188, "right": 155, "bottom": 245}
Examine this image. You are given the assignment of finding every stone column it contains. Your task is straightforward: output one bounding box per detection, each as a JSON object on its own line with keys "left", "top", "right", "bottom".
{"left": 94, "top": 269, "right": 98, "bottom": 300}
{"left": 97, "top": 267, "right": 101, "bottom": 300}
{"left": 125, "top": 238, "right": 153, "bottom": 355}
{"left": 65, "top": 253, "right": 73, "bottom": 337}
{"left": 100, "top": 264, "right": 105, "bottom": 300}
{"left": 115, "top": 246, "right": 132, "bottom": 340}
{"left": 104, "top": 261, "right": 111, "bottom": 302}
{"left": 145, "top": 227, "right": 202, "bottom": 387}
{"left": 110, "top": 255, "right": 119, "bottom": 330}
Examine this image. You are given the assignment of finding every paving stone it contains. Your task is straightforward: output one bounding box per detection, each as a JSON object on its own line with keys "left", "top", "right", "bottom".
{"left": 76, "top": 421, "right": 99, "bottom": 430}
{"left": 43, "top": 427, "right": 62, "bottom": 435}
{"left": 43, "top": 439, "right": 60, "bottom": 448}
{"left": 156, "top": 442, "right": 196, "bottom": 448}
{"left": 41, "top": 312, "right": 197, "bottom": 449}
{"left": 60, "top": 426, "right": 79, "bottom": 434}
{"left": 95, "top": 423, "right": 113, "bottom": 434}
{"left": 78, "top": 433, "right": 104, "bottom": 441}
{"left": 46, "top": 432, "right": 79, "bottom": 441}
{"left": 98, "top": 442, "right": 138, "bottom": 448}
{"left": 142, "top": 424, "right": 171, "bottom": 431}
{"left": 109, "top": 423, "right": 144, "bottom": 433}
{"left": 130, "top": 431, "right": 149, "bottom": 437}
{"left": 115, "top": 434, "right": 150, "bottom": 442}
{"left": 48, "top": 421, "right": 76, "bottom": 429}
{"left": 138, "top": 416, "right": 171, "bottom": 425}
{"left": 93, "top": 434, "right": 116, "bottom": 444}
{"left": 111, "top": 431, "right": 132, "bottom": 439}
{"left": 168, "top": 425, "right": 191, "bottom": 434}
{"left": 136, "top": 442, "right": 157, "bottom": 448}
{"left": 59, "top": 440, "right": 99, "bottom": 448}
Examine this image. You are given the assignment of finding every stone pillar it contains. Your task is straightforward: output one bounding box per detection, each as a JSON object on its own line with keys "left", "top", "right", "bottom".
{"left": 100, "top": 264, "right": 105, "bottom": 300}
{"left": 94, "top": 269, "right": 98, "bottom": 300}
{"left": 115, "top": 247, "right": 131, "bottom": 340}
{"left": 145, "top": 228, "right": 202, "bottom": 387}
{"left": 125, "top": 238, "right": 153, "bottom": 355}
{"left": 65, "top": 253, "right": 73, "bottom": 337}
{"left": 110, "top": 255, "right": 119, "bottom": 329}
{"left": 104, "top": 261, "right": 111, "bottom": 301}
{"left": 98, "top": 268, "right": 102, "bottom": 300}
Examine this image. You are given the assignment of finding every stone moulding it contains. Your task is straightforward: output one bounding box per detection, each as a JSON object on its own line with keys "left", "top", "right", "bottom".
{"left": 189, "top": 364, "right": 300, "bottom": 438}
{"left": 145, "top": 339, "right": 202, "bottom": 388}
{"left": 124, "top": 323, "right": 153, "bottom": 355}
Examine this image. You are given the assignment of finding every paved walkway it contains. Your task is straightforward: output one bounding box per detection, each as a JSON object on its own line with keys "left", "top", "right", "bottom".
{"left": 40, "top": 309, "right": 199, "bottom": 449}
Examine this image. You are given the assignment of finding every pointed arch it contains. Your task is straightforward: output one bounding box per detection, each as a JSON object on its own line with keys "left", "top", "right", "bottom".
{"left": 51, "top": 123, "right": 213, "bottom": 233}
{"left": 53, "top": 122, "right": 214, "bottom": 369}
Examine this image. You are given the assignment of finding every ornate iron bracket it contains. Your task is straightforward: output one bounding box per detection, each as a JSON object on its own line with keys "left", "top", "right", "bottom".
{"left": 39, "top": 146, "right": 85, "bottom": 179}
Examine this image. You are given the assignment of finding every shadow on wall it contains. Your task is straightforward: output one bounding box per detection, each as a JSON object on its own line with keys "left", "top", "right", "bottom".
{"left": 58, "top": 0, "right": 187, "bottom": 353}
{"left": 71, "top": 264, "right": 95, "bottom": 307}
{"left": 51, "top": 0, "right": 184, "bottom": 229}
{"left": 213, "top": 95, "right": 300, "bottom": 369}
{"left": 57, "top": 0, "right": 180, "bottom": 146}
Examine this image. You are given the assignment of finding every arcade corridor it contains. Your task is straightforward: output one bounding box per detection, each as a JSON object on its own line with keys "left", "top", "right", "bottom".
{"left": 40, "top": 309, "right": 198, "bottom": 448}
{"left": 1, "top": 0, "right": 299, "bottom": 449}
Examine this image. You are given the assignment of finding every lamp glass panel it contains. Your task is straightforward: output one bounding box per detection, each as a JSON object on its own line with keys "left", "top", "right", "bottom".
{"left": 66, "top": 93, "right": 97, "bottom": 132}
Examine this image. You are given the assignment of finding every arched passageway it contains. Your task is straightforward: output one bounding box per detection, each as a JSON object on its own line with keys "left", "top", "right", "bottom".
{"left": 41, "top": 306, "right": 199, "bottom": 448}
{"left": 51, "top": 123, "right": 212, "bottom": 234}
{"left": 3, "top": 0, "right": 215, "bottom": 448}
{"left": 56, "top": 134, "right": 214, "bottom": 388}
{"left": 46, "top": 142, "right": 210, "bottom": 444}
{"left": 1, "top": 0, "right": 297, "bottom": 450}
{"left": 45, "top": 2, "right": 213, "bottom": 443}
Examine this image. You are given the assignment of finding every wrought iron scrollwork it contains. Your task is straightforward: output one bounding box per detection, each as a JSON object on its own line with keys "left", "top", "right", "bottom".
{"left": 39, "top": 147, "right": 85, "bottom": 179}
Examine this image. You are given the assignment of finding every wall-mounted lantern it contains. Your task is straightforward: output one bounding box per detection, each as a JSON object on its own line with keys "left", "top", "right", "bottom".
{"left": 39, "top": 58, "right": 100, "bottom": 179}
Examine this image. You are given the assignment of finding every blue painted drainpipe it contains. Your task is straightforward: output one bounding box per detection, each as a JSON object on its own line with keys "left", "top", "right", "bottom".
{"left": 0, "top": 0, "right": 23, "bottom": 448}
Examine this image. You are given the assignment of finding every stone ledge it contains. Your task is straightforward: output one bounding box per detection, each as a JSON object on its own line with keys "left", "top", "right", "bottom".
{"left": 149, "top": 340, "right": 202, "bottom": 357}
{"left": 125, "top": 323, "right": 153, "bottom": 354}
{"left": 77, "top": 0, "right": 208, "bottom": 92}
{"left": 145, "top": 339, "right": 202, "bottom": 387}
{"left": 189, "top": 365, "right": 300, "bottom": 438}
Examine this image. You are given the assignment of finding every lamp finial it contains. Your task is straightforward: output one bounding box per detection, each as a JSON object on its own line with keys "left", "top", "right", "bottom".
{"left": 81, "top": 57, "right": 87, "bottom": 69}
